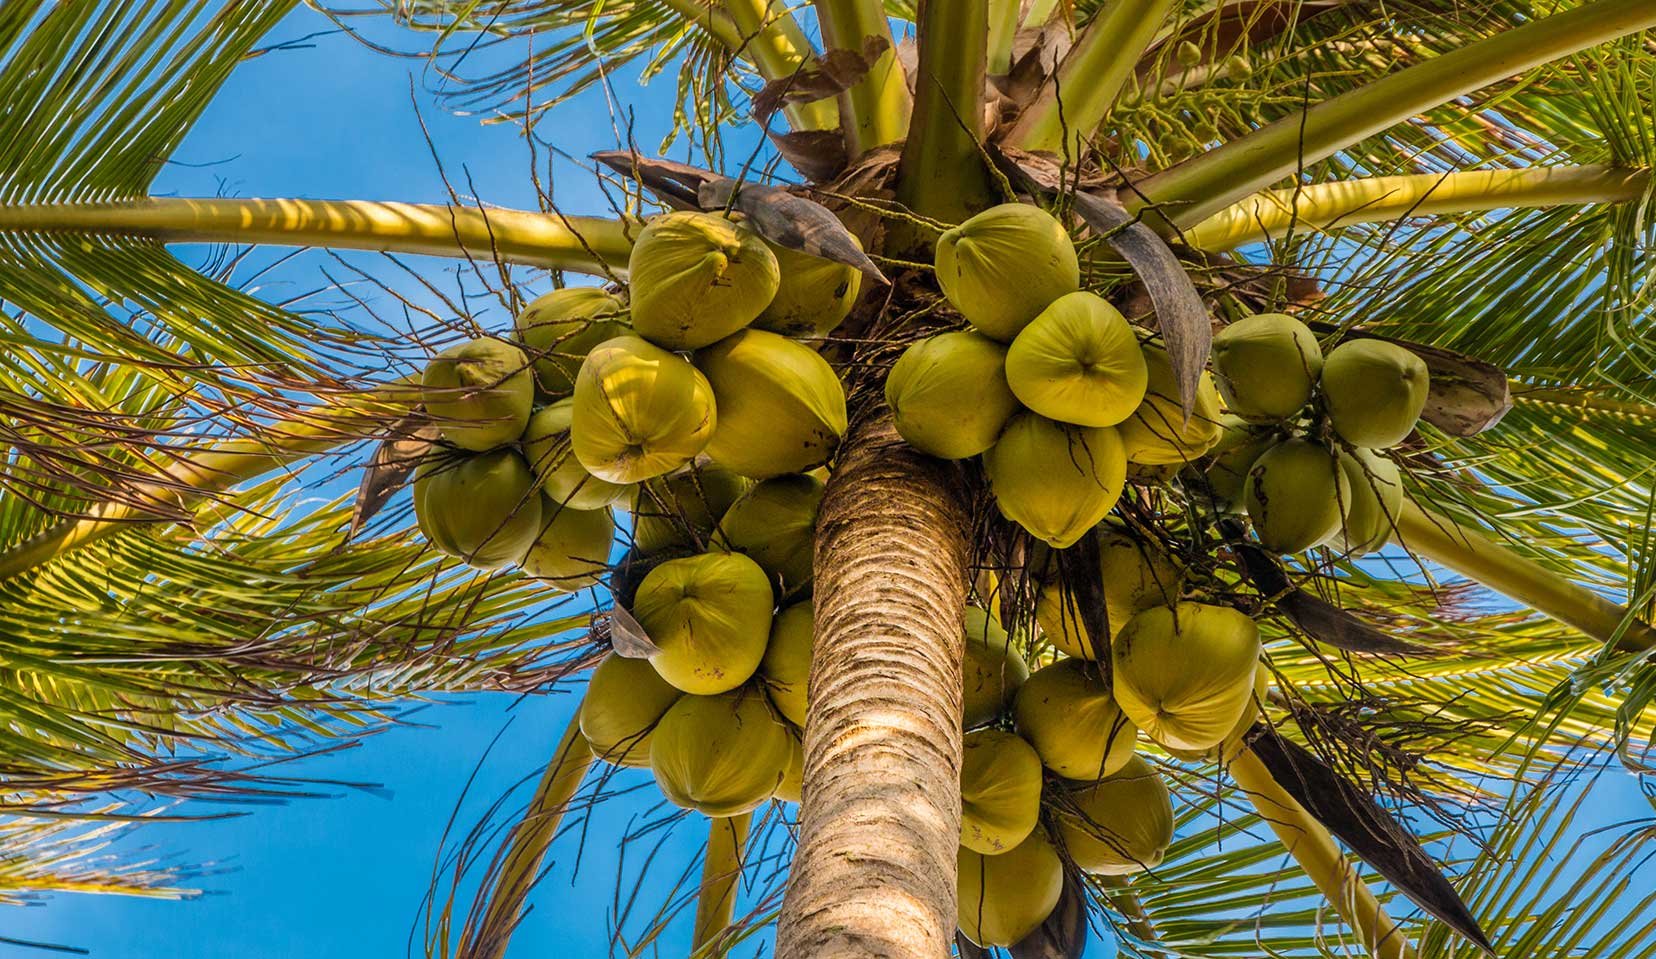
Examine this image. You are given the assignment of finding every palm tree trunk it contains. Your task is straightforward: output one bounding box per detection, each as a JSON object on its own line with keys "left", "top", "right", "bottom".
{"left": 776, "top": 411, "right": 971, "bottom": 959}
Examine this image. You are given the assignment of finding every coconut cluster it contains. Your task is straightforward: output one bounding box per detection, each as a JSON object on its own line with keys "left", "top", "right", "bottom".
{"left": 950, "top": 591, "right": 1265, "bottom": 947}
{"left": 886, "top": 203, "right": 1224, "bottom": 549}
{"left": 412, "top": 210, "right": 857, "bottom": 585}
{"left": 1203, "top": 314, "right": 1425, "bottom": 555}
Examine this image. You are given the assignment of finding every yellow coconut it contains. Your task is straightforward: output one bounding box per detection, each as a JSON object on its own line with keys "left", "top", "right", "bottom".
{"left": 960, "top": 729, "right": 1044, "bottom": 855}
{"left": 759, "top": 601, "right": 812, "bottom": 727}
{"left": 650, "top": 691, "right": 794, "bottom": 816}
{"left": 627, "top": 211, "right": 780, "bottom": 350}
{"left": 523, "top": 399, "right": 632, "bottom": 510}
{"left": 716, "top": 473, "right": 823, "bottom": 597}
{"left": 1164, "top": 664, "right": 1268, "bottom": 764}
{"left": 1117, "top": 343, "right": 1224, "bottom": 466}
{"left": 885, "top": 331, "right": 1020, "bottom": 460}
{"left": 1242, "top": 438, "right": 1350, "bottom": 553}
{"left": 984, "top": 413, "right": 1127, "bottom": 549}
{"left": 696, "top": 329, "right": 847, "bottom": 478}
{"left": 571, "top": 335, "right": 717, "bottom": 484}
{"left": 1005, "top": 291, "right": 1148, "bottom": 428}
{"left": 1319, "top": 339, "right": 1430, "bottom": 448}
{"left": 1034, "top": 526, "right": 1182, "bottom": 659}
{"left": 1014, "top": 659, "right": 1138, "bottom": 780}
{"left": 1202, "top": 414, "right": 1278, "bottom": 509}
{"left": 1112, "top": 602, "right": 1261, "bottom": 752}
{"left": 1052, "top": 754, "right": 1174, "bottom": 875}
{"left": 514, "top": 286, "right": 629, "bottom": 396}
{"left": 521, "top": 500, "right": 615, "bottom": 589}
{"left": 963, "top": 607, "right": 1030, "bottom": 728}
{"left": 414, "top": 449, "right": 543, "bottom": 569}
{"left": 1335, "top": 447, "right": 1403, "bottom": 556}
{"left": 630, "top": 463, "right": 750, "bottom": 555}
{"left": 579, "top": 653, "right": 683, "bottom": 767}
{"left": 632, "top": 551, "right": 775, "bottom": 694}
{"left": 423, "top": 338, "right": 535, "bottom": 451}
{"left": 1210, "top": 313, "right": 1324, "bottom": 420}
{"left": 935, "top": 203, "right": 1080, "bottom": 342}
{"left": 957, "top": 829, "right": 1064, "bottom": 947}
{"left": 774, "top": 731, "right": 804, "bottom": 803}
{"left": 754, "top": 239, "right": 863, "bottom": 337}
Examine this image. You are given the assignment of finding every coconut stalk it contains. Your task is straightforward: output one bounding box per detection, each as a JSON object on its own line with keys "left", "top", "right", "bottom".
{"left": 895, "top": 0, "right": 994, "bottom": 236}
{"left": 1231, "top": 748, "right": 1417, "bottom": 959}
{"left": 722, "top": 0, "right": 837, "bottom": 131}
{"left": 692, "top": 812, "right": 753, "bottom": 956}
{"left": 457, "top": 714, "right": 593, "bottom": 959}
{"left": 774, "top": 412, "right": 972, "bottom": 959}
{"left": 1132, "top": 0, "right": 1656, "bottom": 228}
{"left": 1186, "top": 166, "right": 1654, "bottom": 251}
{"left": 0, "top": 379, "right": 423, "bottom": 582}
{"left": 1395, "top": 502, "right": 1656, "bottom": 652}
{"left": 0, "top": 199, "right": 633, "bottom": 276}
{"left": 814, "top": 0, "right": 911, "bottom": 156}
{"left": 1007, "top": 0, "right": 1179, "bottom": 157}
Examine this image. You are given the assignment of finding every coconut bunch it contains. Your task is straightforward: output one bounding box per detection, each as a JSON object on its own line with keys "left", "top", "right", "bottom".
{"left": 885, "top": 203, "right": 1225, "bottom": 550}
{"left": 1202, "top": 314, "right": 1426, "bottom": 556}
{"left": 946, "top": 590, "right": 1267, "bottom": 947}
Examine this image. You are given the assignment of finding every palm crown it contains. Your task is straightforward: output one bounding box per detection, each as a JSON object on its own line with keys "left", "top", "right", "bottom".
{"left": 2, "top": 0, "right": 1656, "bottom": 956}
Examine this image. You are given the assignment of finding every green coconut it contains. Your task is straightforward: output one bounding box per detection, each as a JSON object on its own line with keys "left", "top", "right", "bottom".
{"left": 961, "top": 729, "right": 1044, "bottom": 855}
{"left": 1164, "top": 665, "right": 1268, "bottom": 764}
{"left": 1014, "top": 659, "right": 1138, "bottom": 780}
{"left": 1005, "top": 291, "right": 1148, "bottom": 428}
{"left": 885, "top": 331, "right": 1020, "bottom": 460}
{"left": 1203, "top": 414, "right": 1277, "bottom": 509}
{"left": 632, "top": 551, "right": 775, "bottom": 695}
{"left": 1112, "top": 602, "right": 1261, "bottom": 752}
{"left": 1052, "top": 754, "right": 1174, "bottom": 875}
{"left": 695, "top": 329, "right": 847, "bottom": 478}
{"left": 957, "top": 829, "right": 1064, "bottom": 947}
{"left": 716, "top": 473, "right": 823, "bottom": 596}
{"left": 935, "top": 203, "right": 1080, "bottom": 342}
{"left": 759, "top": 601, "right": 812, "bottom": 727}
{"left": 630, "top": 462, "right": 750, "bottom": 554}
{"left": 1243, "top": 438, "right": 1351, "bottom": 553}
{"left": 1034, "top": 526, "right": 1182, "bottom": 660}
{"left": 422, "top": 338, "right": 535, "bottom": 451}
{"left": 1319, "top": 339, "right": 1430, "bottom": 448}
{"left": 1335, "top": 447, "right": 1403, "bottom": 556}
{"left": 628, "top": 211, "right": 780, "bottom": 350}
{"left": 1210, "top": 313, "right": 1324, "bottom": 420}
{"left": 984, "top": 412, "right": 1127, "bottom": 549}
{"left": 963, "top": 607, "right": 1030, "bottom": 728}
{"left": 1117, "top": 343, "right": 1224, "bottom": 466}
{"left": 514, "top": 286, "right": 629, "bottom": 395}
{"left": 413, "top": 449, "right": 543, "bottom": 569}
{"left": 753, "top": 239, "right": 863, "bottom": 337}
{"left": 523, "top": 399, "right": 632, "bottom": 510}
{"left": 571, "top": 335, "right": 717, "bottom": 484}
{"left": 774, "top": 731, "right": 804, "bottom": 803}
{"left": 521, "top": 500, "right": 615, "bottom": 589}
{"left": 650, "top": 691, "right": 794, "bottom": 816}
{"left": 579, "top": 654, "right": 683, "bottom": 767}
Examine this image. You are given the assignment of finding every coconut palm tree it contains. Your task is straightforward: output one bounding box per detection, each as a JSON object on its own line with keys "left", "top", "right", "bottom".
{"left": 4, "top": 0, "right": 1656, "bottom": 957}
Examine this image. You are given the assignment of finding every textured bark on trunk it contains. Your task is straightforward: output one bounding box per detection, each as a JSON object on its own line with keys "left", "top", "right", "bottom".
{"left": 775, "top": 411, "right": 971, "bottom": 959}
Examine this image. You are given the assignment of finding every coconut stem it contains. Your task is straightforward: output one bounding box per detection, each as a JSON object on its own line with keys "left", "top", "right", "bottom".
{"left": 459, "top": 713, "right": 593, "bottom": 959}
{"left": 986, "top": 0, "right": 1021, "bottom": 76}
{"left": 1396, "top": 502, "right": 1656, "bottom": 652}
{"left": 1007, "top": 0, "right": 1179, "bottom": 157}
{"left": 692, "top": 812, "right": 753, "bottom": 956}
{"left": 0, "top": 379, "right": 423, "bottom": 583}
{"left": 1231, "top": 748, "right": 1417, "bottom": 959}
{"left": 895, "top": 0, "right": 994, "bottom": 235}
{"left": 721, "top": 0, "right": 838, "bottom": 131}
{"left": 1131, "top": 0, "right": 1656, "bottom": 229}
{"left": 813, "top": 0, "right": 912, "bottom": 156}
{"left": 0, "top": 198, "right": 634, "bottom": 276}
{"left": 1187, "top": 166, "right": 1653, "bottom": 251}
